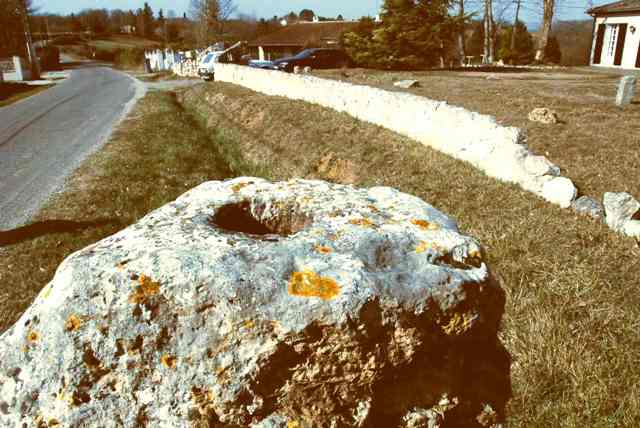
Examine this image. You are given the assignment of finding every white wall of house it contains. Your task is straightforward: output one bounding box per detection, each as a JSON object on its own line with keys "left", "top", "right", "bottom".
{"left": 591, "top": 14, "right": 640, "bottom": 69}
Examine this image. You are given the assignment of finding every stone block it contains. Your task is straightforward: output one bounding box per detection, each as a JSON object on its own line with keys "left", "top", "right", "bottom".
{"left": 615, "top": 76, "right": 637, "bottom": 108}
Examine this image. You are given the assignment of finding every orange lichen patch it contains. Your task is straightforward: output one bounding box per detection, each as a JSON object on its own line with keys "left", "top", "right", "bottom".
{"left": 129, "top": 274, "right": 161, "bottom": 304}
{"left": 415, "top": 241, "right": 430, "bottom": 254}
{"left": 161, "top": 354, "right": 177, "bottom": 369}
{"left": 288, "top": 270, "right": 341, "bottom": 301}
{"left": 64, "top": 314, "right": 83, "bottom": 332}
{"left": 441, "top": 312, "right": 476, "bottom": 336}
{"left": 287, "top": 422, "right": 300, "bottom": 428}
{"left": 243, "top": 320, "right": 255, "bottom": 329}
{"left": 349, "top": 218, "right": 375, "bottom": 228}
{"left": 412, "top": 219, "right": 440, "bottom": 231}
{"left": 314, "top": 245, "right": 332, "bottom": 254}
{"left": 26, "top": 330, "right": 39, "bottom": 344}
{"left": 470, "top": 249, "right": 482, "bottom": 260}
{"left": 231, "top": 182, "right": 249, "bottom": 193}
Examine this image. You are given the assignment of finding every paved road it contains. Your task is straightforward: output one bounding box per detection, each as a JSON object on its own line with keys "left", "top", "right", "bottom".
{"left": 0, "top": 63, "right": 144, "bottom": 230}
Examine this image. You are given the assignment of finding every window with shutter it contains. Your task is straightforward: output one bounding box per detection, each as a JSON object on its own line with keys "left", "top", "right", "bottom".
{"left": 614, "top": 24, "right": 627, "bottom": 66}
{"left": 593, "top": 24, "right": 605, "bottom": 64}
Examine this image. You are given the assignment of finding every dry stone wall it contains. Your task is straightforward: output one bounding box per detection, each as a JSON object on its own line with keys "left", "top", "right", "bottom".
{"left": 213, "top": 64, "right": 577, "bottom": 208}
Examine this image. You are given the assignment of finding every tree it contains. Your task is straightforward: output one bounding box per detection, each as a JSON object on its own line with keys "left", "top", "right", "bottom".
{"left": 455, "top": 0, "right": 465, "bottom": 66}
{"left": 341, "top": 17, "right": 380, "bottom": 67}
{"left": 535, "top": 0, "right": 554, "bottom": 62}
{"left": 190, "top": 0, "right": 236, "bottom": 46}
{"left": 483, "top": 0, "right": 495, "bottom": 63}
{"left": 158, "top": 8, "right": 166, "bottom": 43}
{"left": 544, "top": 35, "right": 561, "bottom": 63}
{"left": 342, "top": 0, "right": 456, "bottom": 69}
{"left": 498, "top": 20, "right": 534, "bottom": 64}
{"left": 299, "top": 9, "right": 315, "bottom": 22}
{"left": 337, "top": 14, "right": 344, "bottom": 21}
{"left": 142, "top": 2, "right": 154, "bottom": 38}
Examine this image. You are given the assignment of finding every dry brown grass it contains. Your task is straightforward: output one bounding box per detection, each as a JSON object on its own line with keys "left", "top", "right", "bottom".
{"left": 180, "top": 82, "right": 640, "bottom": 427}
{"left": 0, "top": 83, "right": 53, "bottom": 107}
{"left": 315, "top": 68, "right": 640, "bottom": 202}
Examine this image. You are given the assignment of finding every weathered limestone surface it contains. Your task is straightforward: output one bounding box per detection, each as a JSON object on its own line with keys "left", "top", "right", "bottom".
{"left": 0, "top": 178, "right": 508, "bottom": 427}
{"left": 394, "top": 80, "right": 420, "bottom": 89}
{"left": 527, "top": 108, "right": 559, "bottom": 124}
{"left": 604, "top": 192, "right": 640, "bottom": 237}
{"left": 213, "top": 64, "right": 576, "bottom": 208}
{"left": 571, "top": 196, "right": 604, "bottom": 220}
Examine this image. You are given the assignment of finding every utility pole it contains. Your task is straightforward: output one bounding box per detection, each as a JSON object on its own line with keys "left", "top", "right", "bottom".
{"left": 19, "top": 0, "right": 40, "bottom": 79}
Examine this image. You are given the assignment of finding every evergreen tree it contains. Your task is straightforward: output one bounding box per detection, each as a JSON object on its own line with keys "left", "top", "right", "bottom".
{"left": 497, "top": 20, "right": 534, "bottom": 64}
{"left": 342, "top": 0, "right": 455, "bottom": 69}
{"left": 341, "top": 17, "right": 380, "bottom": 67}
{"left": 158, "top": 8, "right": 166, "bottom": 43}
{"left": 142, "top": 2, "right": 154, "bottom": 38}
{"left": 299, "top": 9, "right": 315, "bottom": 22}
{"left": 544, "top": 35, "right": 561, "bottom": 64}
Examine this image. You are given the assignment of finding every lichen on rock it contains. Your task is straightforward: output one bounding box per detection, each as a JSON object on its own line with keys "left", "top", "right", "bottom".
{"left": 0, "top": 178, "right": 509, "bottom": 427}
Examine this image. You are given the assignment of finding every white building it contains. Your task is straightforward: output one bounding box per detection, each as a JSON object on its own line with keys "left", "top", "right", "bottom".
{"left": 588, "top": 0, "right": 640, "bottom": 69}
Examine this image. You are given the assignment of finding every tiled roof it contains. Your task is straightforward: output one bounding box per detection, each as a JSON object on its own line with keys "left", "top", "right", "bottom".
{"left": 249, "top": 22, "right": 358, "bottom": 47}
{"left": 588, "top": 0, "right": 640, "bottom": 15}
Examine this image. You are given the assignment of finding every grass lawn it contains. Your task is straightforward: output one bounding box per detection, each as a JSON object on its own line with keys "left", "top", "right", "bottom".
{"left": 0, "top": 82, "right": 53, "bottom": 107}
{"left": 315, "top": 68, "right": 640, "bottom": 202}
{"left": 87, "top": 34, "right": 161, "bottom": 52}
{"left": 1, "top": 80, "right": 638, "bottom": 427}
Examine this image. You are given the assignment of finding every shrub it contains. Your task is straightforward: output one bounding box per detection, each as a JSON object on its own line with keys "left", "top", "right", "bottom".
{"left": 497, "top": 21, "right": 535, "bottom": 65}
{"left": 114, "top": 48, "right": 145, "bottom": 70}
{"left": 544, "top": 35, "right": 562, "bottom": 64}
{"left": 342, "top": 0, "right": 456, "bottom": 70}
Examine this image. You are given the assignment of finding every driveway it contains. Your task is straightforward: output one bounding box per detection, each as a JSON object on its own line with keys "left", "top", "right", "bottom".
{"left": 0, "top": 63, "right": 145, "bottom": 230}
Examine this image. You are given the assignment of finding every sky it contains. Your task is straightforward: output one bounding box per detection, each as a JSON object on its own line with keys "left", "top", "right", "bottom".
{"left": 37, "top": 0, "right": 606, "bottom": 28}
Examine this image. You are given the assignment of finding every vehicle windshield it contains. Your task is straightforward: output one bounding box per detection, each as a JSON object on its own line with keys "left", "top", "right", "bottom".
{"left": 202, "top": 54, "right": 215, "bottom": 64}
{"left": 293, "top": 49, "right": 315, "bottom": 59}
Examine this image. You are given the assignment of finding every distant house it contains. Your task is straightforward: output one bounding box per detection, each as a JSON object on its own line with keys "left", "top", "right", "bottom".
{"left": 249, "top": 21, "right": 357, "bottom": 61}
{"left": 121, "top": 25, "right": 135, "bottom": 34}
{"left": 588, "top": 0, "right": 640, "bottom": 69}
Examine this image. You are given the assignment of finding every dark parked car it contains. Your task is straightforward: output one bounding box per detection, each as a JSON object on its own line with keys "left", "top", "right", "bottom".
{"left": 271, "top": 48, "right": 352, "bottom": 73}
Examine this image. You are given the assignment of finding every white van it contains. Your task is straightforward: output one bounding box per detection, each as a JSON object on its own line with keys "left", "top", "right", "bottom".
{"left": 198, "top": 52, "right": 223, "bottom": 81}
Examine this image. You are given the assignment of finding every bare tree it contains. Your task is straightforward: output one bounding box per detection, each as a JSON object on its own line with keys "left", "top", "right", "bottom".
{"left": 535, "top": 0, "right": 554, "bottom": 61}
{"left": 510, "top": 0, "right": 522, "bottom": 52}
{"left": 190, "top": 0, "right": 236, "bottom": 47}
{"left": 483, "top": 0, "right": 495, "bottom": 63}
{"left": 457, "top": 0, "right": 466, "bottom": 66}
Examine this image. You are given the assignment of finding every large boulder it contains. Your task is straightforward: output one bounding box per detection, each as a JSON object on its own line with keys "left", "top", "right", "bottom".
{"left": 0, "top": 178, "right": 508, "bottom": 427}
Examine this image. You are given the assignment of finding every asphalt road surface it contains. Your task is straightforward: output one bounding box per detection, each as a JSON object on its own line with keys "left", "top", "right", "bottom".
{"left": 0, "top": 63, "right": 144, "bottom": 231}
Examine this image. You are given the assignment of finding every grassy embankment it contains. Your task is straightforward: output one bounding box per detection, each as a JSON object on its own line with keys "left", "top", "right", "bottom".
{"left": 0, "top": 82, "right": 53, "bottom": 107}
{"left": 0, "top": 80, "right": 638, "bottom": 427}
{"left": 54, "top": 34, "right": 159, "bottom": 69}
